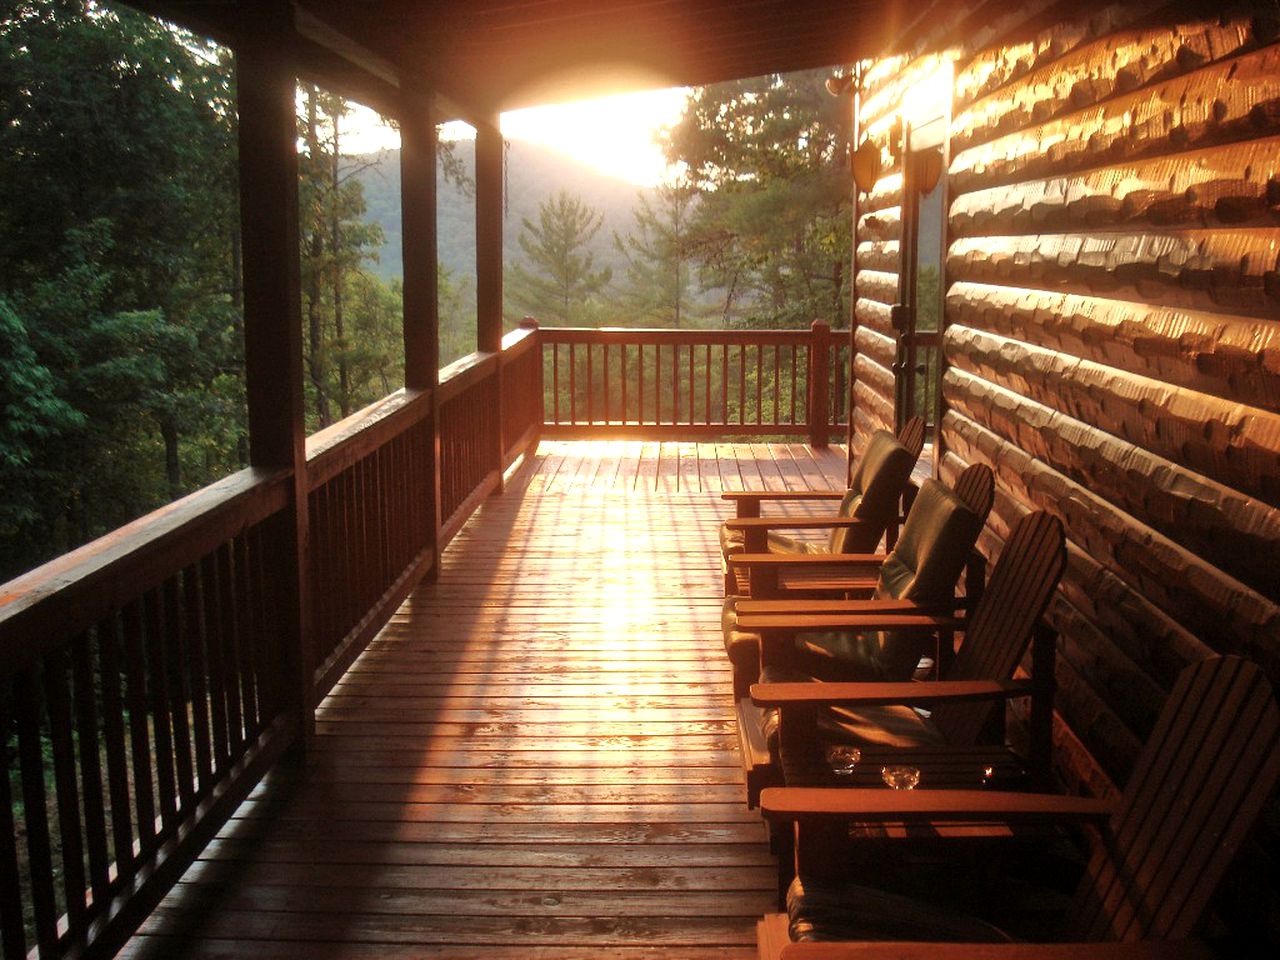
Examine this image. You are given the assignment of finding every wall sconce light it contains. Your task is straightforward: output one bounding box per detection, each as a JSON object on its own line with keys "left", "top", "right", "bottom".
{"left": 851, "top": 139, "right": 883, "bottom": 194}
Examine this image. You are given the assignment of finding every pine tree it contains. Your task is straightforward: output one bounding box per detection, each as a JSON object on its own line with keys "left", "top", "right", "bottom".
{"left": 614, "top": 181, "right": 701, "bottom": 328}
{"left": 507, "top": 191, "right": 612, "bottom": 325}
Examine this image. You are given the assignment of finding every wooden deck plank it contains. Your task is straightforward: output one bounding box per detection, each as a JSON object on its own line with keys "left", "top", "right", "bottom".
{"left": 121, "top": 441, "right": 862, "bottom": 958}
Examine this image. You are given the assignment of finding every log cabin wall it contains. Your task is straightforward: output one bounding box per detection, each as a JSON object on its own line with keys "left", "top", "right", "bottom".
{"left": 851, "top": 0, "right": 1280, "bottom": 941}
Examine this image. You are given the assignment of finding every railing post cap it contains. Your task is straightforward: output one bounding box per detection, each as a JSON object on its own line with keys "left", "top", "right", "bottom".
{"left": 520, "top": 316, "right": 539, "bottom": 330}
{"left": 810, "top": 319, "right": 830, "bottom": 333}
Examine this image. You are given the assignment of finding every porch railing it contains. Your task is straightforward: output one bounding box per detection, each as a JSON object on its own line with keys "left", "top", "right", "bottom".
{"left": 539, "top": 321, "right": 849, "bottom": 445}
{"left": 0, "top": 318, "right": 846, "bottom": 959}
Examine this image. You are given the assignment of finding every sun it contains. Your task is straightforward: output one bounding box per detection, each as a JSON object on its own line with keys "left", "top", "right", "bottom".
{"left": 342, "top": 87, "right": 690, "bottom": 188}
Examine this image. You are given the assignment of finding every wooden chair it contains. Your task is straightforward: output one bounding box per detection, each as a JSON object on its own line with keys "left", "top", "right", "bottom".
{"left": 757, "top": 656, "right": 1280, "bottom": 958}
{"left": 729, "top": 466, "right": 995, "bottom": 806}
{"left": 723, "top": 463, "right": 995, "bottom": 701}
{"left": 719, "top": 418, "right": 925, "bottom": 596}
{"left": 753, "top": 510, "right": 1068, "bottom": 793}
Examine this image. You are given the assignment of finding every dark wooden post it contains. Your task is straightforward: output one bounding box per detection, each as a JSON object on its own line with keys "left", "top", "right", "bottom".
{"left": 475, "top": 114, "right": 506, "bottom": 486}
{"left": 807, "top": 320, "right": 831, "bottom": 448}
{"left": 400, "top": 80, "right": 442, "bottom": 581}
{"left": 236, "top": 5, "right": 313, "bottom": 741}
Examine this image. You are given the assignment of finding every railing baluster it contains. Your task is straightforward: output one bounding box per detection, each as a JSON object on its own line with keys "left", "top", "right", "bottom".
{"left": 772, "top": 344, "right": 780, "bottom": 426}
{"left": 71, "top": 632, "right": 111, "bottom": 907}
{"left": 671, "top": 343, "right": 679, "bottom": 424}
{"left": 200, "top": 553, "right": 229, "bottom": 771}
{"left": 44, "top": 646, "right": 89, "bottom": 939}
{"left": 704, "top": 344, "right": 711, "bottom": 425}
{"left": 721, "top": 342, "right": 729, "bottom": 424}
{"left": 164, "top": 577, "right": 195, "bottom": 810}
{"left": 755, "top": 344, "right": 763, "bottom": 425}
{"left": 97, "top": 615, "right": 134, "bottom": 869}
{"left": 215, "top": 543, "right": 244, "bottom": 754}
{"left": 233, "top": 536, "right": 259, "bottom": 736}
{"left": 688, "top": 339, "right": 695, "bottom": 424}
{"left": 738, "top": 344, "right": 746, "bottom": 425}
{"left": 569, "top": 343, "right": 577, "bottom": 425}
{"left": 783, "top": 343, "right": 793, "bottom": 422}
{"left": 0, "top": 682, "right": 25, "bottom": 959}
{"left": 16, "top": 667, "right": 59, "bottom": 957}
{"left": 144, "top": 588, "right": 178, "bottom": 830}
{"left": 122, "top": 599, "right": 157, "bottom": 852}
{"left": 182, "top": 568, "right": 213, "bottom": 795}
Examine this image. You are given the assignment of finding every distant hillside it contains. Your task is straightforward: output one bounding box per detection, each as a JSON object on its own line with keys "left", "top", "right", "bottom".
{"left": 348, "top": 139, "right": 654, "bottom": 285}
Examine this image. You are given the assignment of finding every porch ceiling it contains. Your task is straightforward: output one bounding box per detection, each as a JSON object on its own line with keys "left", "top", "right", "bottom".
{"left": 136, "top": 0, "right": 933, "bottom": 112}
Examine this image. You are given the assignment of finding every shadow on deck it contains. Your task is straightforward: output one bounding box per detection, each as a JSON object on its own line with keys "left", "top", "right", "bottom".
{"left": 120, "top": 441, "right": 849, "bottom": 959}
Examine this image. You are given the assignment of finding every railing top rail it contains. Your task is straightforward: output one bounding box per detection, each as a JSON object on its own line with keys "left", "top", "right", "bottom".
{"left": 538, "top": 326, "right": 843, "bottom": 346}
{"left": 306, "top": 388, "right": 432, "bottom": 489}
{"left": 0, "top": 465, "right": 291, "bottom": 678}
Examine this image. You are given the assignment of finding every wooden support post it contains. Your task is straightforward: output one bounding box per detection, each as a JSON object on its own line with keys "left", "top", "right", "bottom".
{"left": 475, "top": 114, "right": 505, "bottom": 488}
{"left": 400, "top": 80, "right": 442, "bottom": 581}
{"left": 236, "top": 8, "right": 313, "bottom": 742}
{"left": 807, "top": 320, "right": 831, "bottom": 448}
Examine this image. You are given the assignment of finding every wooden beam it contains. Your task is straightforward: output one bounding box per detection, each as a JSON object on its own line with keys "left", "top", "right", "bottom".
{"left": 399, "top": 81, "right": 443, "bottom": 580}
{"left": 235, "top": 1, "right": 314, "bottom": 740}
{"left": 475, "top": 115, "right": 505, "bottom": 354}
{"left": 475, "top": 114, "right": 506, "bottom": 489}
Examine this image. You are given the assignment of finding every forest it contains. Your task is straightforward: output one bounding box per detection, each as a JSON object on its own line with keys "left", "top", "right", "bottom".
{"left": 0, "top": 0, "right": 852, "bottom": 580}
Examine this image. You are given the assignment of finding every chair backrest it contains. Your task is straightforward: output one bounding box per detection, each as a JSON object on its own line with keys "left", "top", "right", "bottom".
{"left": 1067, "top": 656, "right": 1280, "bottom": 942}
{"left": 831, "top": 426, "right": 921, "bottom": 553}
{"left": 932, "top": 511, "right": 1067, "bottom": 745}
{"left": 875, "top": 464, "right": 992, "bottom": 604}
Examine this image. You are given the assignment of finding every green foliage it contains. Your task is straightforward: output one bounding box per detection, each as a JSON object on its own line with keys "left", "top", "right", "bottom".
{"left": 507, "top": 190, "right": 613, "bottom": 325}
{"left": 662, "top": 69, "right": 852, "bottom": 329}
{"left": 613, "top": 181, "right": 705, "bottom": 328}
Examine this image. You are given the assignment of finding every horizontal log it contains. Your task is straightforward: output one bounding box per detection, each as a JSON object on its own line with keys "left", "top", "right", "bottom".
{"left": 943, "top": 365, "right": 1280, "bottom": 594}
{"left": 944, "top": 322, "right": 1280, "bottom": 507}
{"left": 853, "top": 354, "right": 895, "bottom": 408}
{"left": 951, "top": 10, "right": 1259, "bottom": 154}
{"left": 853, "top": 379, "right": 893, "bottom": 435}
{"left": 951, "top": 136, "right": 1280, "bottom": 237}
{"left": 856, "top": 240, "right": 899, "bottom": 273}
{"left": 851, "top": 407, "right": 891, "bottom": 452}
{"left": 939, "top": 410, "right": 1280, "bottom": 679}
{"left": 952, "top": 450, "right": 1208, "bottom": 701}
{"left": 946, "top": 228, "right": 1280, "bottom": 319}
{"left": 944, "top": 281, "right": 1280, "bottom": 413}
{"left": 861, "top": 173, "right": 902, "bottom": 215}
{"left": 858, "top": 206, "right": 900, "bottom": 243}
{"left": 854, "top": 297, "right": 895, "bottom": 336}
{"left": 854, "top": 326, "right": 896, "bottom": 372}
{"left": 854, "top": 269, "right": 899, "bottom": 306}
{"left": 952, "top": 42, "right": 1280, "bottom": 195}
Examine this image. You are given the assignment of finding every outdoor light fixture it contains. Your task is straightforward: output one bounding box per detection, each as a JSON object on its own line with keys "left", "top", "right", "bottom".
{"left": 851, "top": 139, "right": 883, "bottom": 193}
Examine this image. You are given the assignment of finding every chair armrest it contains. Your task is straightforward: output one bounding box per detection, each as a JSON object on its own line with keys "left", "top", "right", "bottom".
{"left": 737, "top": 613, "right": 962, "bottom": 636}
{"left": 760, "top": 787, "right": 1114, "bottom": 826}
{"left": 750, "top": 678, "right": 1034, "bottom": 708}
{"left": 724, "top": 516, "right": 872, "bottom": 532}
{"left": 722, "top": 490, "right": 846, "bottom": 505}
{"left": 779, "top": 942, "right": 1216, "bottom": 960}
{"left": 735, "top": 598, "right": 968, "bottom": 616}
{"left": 729, "top": 552, "right": 888, "bottom": 570}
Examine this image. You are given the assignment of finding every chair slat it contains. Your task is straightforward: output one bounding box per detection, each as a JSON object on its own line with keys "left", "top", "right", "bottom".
{"left": 1068, "top": 657, "right": 1280, "bottom": 942}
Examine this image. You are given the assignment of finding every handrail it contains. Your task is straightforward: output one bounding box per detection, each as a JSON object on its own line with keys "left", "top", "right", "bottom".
{"left": 0, "top": 467, "right": 291, "bottom": 678}
{"left": 536, "top": 322, "right": 848, "bottom": 443}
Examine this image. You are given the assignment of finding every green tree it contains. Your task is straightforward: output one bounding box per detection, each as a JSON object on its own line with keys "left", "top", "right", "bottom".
{"left": 661, "top": 69, "right": 851, "bottom": 328}
{"left": 0, "top": 1, "right": 245, "bottom": 577}
{"left": 614, "top": 181, "right": 702, "bottom": 328}
{"left": 507, "top": 190, "right": 613, "bottom": 325}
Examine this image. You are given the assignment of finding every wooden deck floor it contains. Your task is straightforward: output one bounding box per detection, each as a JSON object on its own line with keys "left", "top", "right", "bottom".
{"left": 123, "top": 441, "right": 850, "bottom": 959}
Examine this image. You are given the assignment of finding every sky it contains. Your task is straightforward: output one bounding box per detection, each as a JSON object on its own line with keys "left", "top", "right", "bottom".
{"left": 341, "top": 87, "right": 690, "bottom": 187}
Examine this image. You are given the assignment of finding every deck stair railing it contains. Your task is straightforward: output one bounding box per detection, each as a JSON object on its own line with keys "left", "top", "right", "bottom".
{"left": 0, "top": 317, "right": 844, "bottom": 959}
